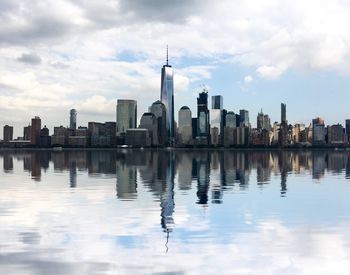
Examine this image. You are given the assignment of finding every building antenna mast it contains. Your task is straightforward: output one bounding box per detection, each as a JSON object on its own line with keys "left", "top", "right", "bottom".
{"left": 166, "top": 45, "right": 169, "bottom": 66}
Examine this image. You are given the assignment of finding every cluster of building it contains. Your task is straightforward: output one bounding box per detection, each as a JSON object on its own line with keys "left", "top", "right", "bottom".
{"left": 1, "top": 51, "right": 350, "bottom": 148}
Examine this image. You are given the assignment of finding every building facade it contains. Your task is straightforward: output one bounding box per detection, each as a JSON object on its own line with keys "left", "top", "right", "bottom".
{"left": 116, "top": 99, "right": 137, "bottom": 138}
{"left": 178, "top": 106, "right": 192, "bottom": 145}
{"left": 70, "top": 109, "right": 77, "bottom": 130}
{"left": 160, "top": 52, "right": 174, "bottom": 146}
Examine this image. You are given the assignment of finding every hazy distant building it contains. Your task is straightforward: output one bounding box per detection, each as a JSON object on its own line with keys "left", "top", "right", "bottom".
{"left": 70, "top": 109, "right": 77, "bottom": 130}
{"left": 3, "top": 125, "right": 13, "bottom": 142}
{"left": 210, "top": 109, "right": 222, "bottom": 146}
{"left": 223, "top": 112, "right": 236, "bottom": 147}
{"left": 257, "top": 110, "right": 271, "bottom": 131}
{"left": 31, "top": 116, "right": 41, "bottom": 145}
{"left": 149, "top": 100, "right": 167, "bottom": 146}
{"left": 177, "top": 106, "right": 192, "bottom": 145}
{"left": 116, "top": 99, "right": 137, "bottom": 138}
{"left": 312, "top": 117, "right": 326, "bottom": 145}
{"left": 160, "top": 49, "right": 175, "bottom": 146}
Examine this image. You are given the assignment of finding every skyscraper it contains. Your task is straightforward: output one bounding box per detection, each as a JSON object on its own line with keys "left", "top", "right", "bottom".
{"left": 225, "top": 112, "right": 236, "bottom": 128}
{"left": 312, "top": 117, "right": 326, "bottom": 145}
{"left": 345, "top": 119, "right": 350, "bottom": 142}
{"left": 116, "top": 99, "right": 137, "bottom": 137}
{"left": 31, "top": 116, "right": 41, "bottom": 145}
{"left": 257, "top": 109, "right": 271, "bottom": 131}
{"left": 211, "top": 95, "right": 223, "bottom": 110}
{"left": 160, "top": 47, "right": 174, "bottom": 146}
{"left": 281, "top": 103, "right": 287, "bottom": 124}
{"left": 70, "top": 109, "right": 77, "bottom": 130}
{"left": 149, "top": 100, "right": 167, "bottom": 146}
{"left": 239, "top": 109, "right": 249, "bottom": 126}
{"left": 3, "top": 125, "right": 13, "bottom": 142}
{"left": 139, "top": 113, "right": 159, "bottom": 146}
{"left": 178, "top": 106, "right": 192, "bottom": 145}
{"left": 197, "top": 90, "right": 209, "bottom": 139}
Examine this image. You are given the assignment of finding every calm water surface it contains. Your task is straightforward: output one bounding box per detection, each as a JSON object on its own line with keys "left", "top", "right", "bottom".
{"left": 1, "top": 149, "right": 350, "bottom": 274}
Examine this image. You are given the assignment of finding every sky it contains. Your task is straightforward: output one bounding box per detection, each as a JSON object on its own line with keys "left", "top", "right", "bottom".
{"left": 1, "top": 0, "right": 350, "bottom": 137}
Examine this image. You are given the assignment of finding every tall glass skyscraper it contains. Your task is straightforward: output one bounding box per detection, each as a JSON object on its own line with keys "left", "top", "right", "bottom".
{"left": 160, "top": 48, "right": 174, "bottom": 146}
{"left": 70, "top": 109, "right": 77, "bottom": 130}
{"left": 116, "top": 100, "right": 137, "bottom": 136}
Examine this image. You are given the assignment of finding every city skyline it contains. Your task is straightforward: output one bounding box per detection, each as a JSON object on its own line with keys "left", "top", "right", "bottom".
{"left": 0, "top": 48, "right": 349, "bottom": 148}
{"left": 2, "top": 1, "right": 350, "bottom": 137}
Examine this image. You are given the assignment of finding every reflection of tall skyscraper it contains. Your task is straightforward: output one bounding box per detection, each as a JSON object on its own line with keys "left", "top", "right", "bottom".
{"left": 116, "top": 100, "right": 137, "bottom": 139}
{"left": 116, "top": 161, "right": 137, "bottom": 200}
{"left": 160, "top": 48, "right": 175, "bottom": 146}
{"left": 3, "top": 153, "right": 13, "bottom": 172}
{"left": 196, "top": 152, "right": 210, "bottom": 205}
{"left": 31, "top": 152, "right": 41, "bottom": 181}
{"left": 70, "top": 109, "right": 77, "bottom": 130}
{"left": 160, "top": 151, "right": 175, "bottom": 232}
{"left": 69, "top": 162, "right": 77, "bottom": 188}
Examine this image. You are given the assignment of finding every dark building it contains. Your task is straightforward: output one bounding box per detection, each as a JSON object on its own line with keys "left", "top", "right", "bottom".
{"left": 23, "top": 125, "right": 31, "bottom": 141}
{"left": 139, "top": 112, "right": 159, "bottom": 146}
{"left": 281, "top": 103, "right": 287, "bottom": 124}
{"left": 197, "top": 90, "right": 209, "bottom": 140}
{"left": 3, "top": 125, "right": 13, "bottom": 142}
{"left": 31, "top": 116, "right": 41, "bottom": 145}
{"left": 192, "top": 118, "right": 198, "bottom": 139}
{"left": 70, "top": 109, "right": 77, "bottom": 130}
{"left": 235, "top": 114, "right": 241, "bottom": 127}
{"left": 211, "top": 95, "right": 223, "bottom": 110}
{"left": 40, "top": 126, "right": 51, "bottom": 147}
{"left": 327, "top": 124, "right": 345, "bottom": 144}
{"left": 149, "top": 100, "right": 167, "bottom": 146}
{"left": 346, "top": 119, "right": 350, "bottom": 142}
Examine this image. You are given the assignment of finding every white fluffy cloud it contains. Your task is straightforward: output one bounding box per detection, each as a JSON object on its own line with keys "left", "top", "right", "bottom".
{"left": 1, "top": 0, "right": 350, "bottom": 135}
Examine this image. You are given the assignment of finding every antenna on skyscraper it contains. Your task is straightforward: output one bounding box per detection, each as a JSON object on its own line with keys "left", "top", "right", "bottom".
{"left": 166, "top": 45, "right": 169, "bottom": 66}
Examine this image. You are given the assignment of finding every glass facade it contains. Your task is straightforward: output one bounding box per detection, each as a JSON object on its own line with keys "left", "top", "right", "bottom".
{"left": 160, "top": 65, "right": 174, "bottom": 146}
{"left": 116, "top": 100, "right": 137, "bottom": 136}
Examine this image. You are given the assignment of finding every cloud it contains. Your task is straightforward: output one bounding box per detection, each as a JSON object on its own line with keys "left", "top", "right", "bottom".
{"left": 2, "top": 0, "right": 350, "bottom": 135}
{"left": 17, "top": 53, "right": 42, "bottom": 65}
{"left": 256, "top": 65, "right": 286, "bottom": 79}
{"left": 244, "top": 75, "right": 253, "bottom": 84}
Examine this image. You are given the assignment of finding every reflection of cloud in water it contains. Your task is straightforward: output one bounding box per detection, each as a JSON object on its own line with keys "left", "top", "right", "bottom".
{"left": 0, "top": 221, "right": 349, "bottom": 274}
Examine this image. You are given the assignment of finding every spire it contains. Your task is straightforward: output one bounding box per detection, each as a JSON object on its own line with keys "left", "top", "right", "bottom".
{"left": 166, "top": 45, "right": 169, "bottom": 66}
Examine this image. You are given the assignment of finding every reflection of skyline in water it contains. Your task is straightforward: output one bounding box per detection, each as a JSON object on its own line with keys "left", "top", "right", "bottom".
{"left": 2, "top": 149, "right": 350, "bottom": 193}
{"left": 1, "top": 149, "right": 350, "bottom": 273}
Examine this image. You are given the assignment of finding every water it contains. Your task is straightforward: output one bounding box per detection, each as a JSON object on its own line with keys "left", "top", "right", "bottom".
{"left": 1, "top": 149, "right": 350, "bottom": 274}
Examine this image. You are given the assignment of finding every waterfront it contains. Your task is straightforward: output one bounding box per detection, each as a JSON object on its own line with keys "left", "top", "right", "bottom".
{"left": 1, "top": 149, "right": 350, "bottom": 274}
